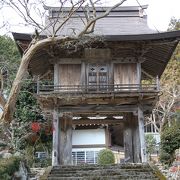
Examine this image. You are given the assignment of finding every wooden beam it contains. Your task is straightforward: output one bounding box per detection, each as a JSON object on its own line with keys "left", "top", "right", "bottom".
{"left": 72, "top": 118, "right": 124, "bottom": 125}
{"left": 112, "top": 57, "right": 138, "bottom": 63}
{"left": 142, "top": 68, "right": 155, "bottom": 79}
{"left": 72, "top": 144, "right": 106, "bottom": 148}
{"left": 59, "top": 105, "right": 138, "bottom": 113}
{"left": 58, "top": 58, "right": 82, "bottom": 64}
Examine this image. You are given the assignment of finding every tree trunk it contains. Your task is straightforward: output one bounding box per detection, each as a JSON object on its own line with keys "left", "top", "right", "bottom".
{"left": 0, "top": 36, "right": 71, "bottom": 123}
{"left": 0, "top": 93, "right": 6, "bottom": 108}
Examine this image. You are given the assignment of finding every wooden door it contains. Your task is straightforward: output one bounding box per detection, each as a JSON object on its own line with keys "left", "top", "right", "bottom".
{"left": 87, "top": 64, "right": 108, "bottom": 91}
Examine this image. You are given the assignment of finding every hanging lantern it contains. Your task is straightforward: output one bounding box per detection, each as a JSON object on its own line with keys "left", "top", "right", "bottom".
{"left": 31, "top": 122, "right": 41, "bottom": 132}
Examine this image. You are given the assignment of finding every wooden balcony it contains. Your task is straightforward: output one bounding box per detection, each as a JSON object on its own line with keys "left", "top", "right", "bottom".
{"left": 36, "top": 83, "right": 159, "bottom": 111}
{"left": 37, "top": 83, "right": 159, "bottom": 95}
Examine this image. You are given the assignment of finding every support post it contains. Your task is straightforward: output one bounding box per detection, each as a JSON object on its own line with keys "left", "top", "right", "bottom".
{"left": 124, "top": 112, "right": 145, "bottom": 163}
{"left": 131, "top": 113, "right": 141, "bottom": 163}
{"left": 52, "top": 109, "right": 59, "bottom": 166}
{"left": 138, "top": 106, "right": 147, "bottom": 162}
{"left": 137, "top": 62, "right": 141, "bottom": 89}
{"left": 59, "top": 113, "right": 73, "bottom": 165}
{"left": 81, "top": 61, "right": 86, "bottom": 91}
{"left": 124, "top": 113, "right": 133, "bottom": 162}
{"left": 54, "top": 63, "right": 59, "bottom": 91}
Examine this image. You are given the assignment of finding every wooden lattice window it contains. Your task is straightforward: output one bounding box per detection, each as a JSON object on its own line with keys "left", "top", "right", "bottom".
{"left": 88, "top": 64, "right": 108, "bottom": 91}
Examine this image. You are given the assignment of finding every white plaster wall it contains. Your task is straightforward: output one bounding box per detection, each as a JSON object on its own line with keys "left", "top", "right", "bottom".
{"left": 72, "top": 129, "right": 105, "bottom": 145}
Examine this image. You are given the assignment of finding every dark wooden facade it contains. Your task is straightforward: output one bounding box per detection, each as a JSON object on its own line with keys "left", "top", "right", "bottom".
{"left": 12, "top": 5, "right": 180, "bottom": 166}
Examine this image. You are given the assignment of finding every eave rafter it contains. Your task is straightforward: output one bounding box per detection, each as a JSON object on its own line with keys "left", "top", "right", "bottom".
{"left": 12, "top": 31, "right": 180, "bottom": 78}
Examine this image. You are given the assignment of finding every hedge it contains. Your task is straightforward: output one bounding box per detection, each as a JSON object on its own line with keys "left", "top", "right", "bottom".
{"left": 0, "top": 157, "right": 21, "bottom": 180}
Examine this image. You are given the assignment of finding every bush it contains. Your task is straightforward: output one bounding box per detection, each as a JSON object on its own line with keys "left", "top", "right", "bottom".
{"left": 97, "top": 149, "right": 115, "bottom": 165}
{"left": 0, "top": 157, "right": 21, "bottom": 180}
{"left": 145, "top": 134, "right": 156, "bottom": 160}
{"left": 160, "top": 121, "right": 180, "bottom": 165}
{"left": 159, "top": 150, "right": 172, "bottom": 165}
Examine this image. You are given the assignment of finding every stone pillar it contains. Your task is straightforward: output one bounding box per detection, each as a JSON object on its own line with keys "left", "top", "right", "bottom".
{"left": 59, "top": 113, "right": 73, "bottom": 165}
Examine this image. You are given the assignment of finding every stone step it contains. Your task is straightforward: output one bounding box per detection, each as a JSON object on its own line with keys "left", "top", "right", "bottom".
{"left": 50, "top": 168, "right": 153, "bottom": 174}
{"left": 49, "top": 171, "right": 155, "bottom": 177}
{"left": 45, "top": 164, "right": 160, "bottom": 180}
{"left": 52, "top": 165, "right": 150, "bottom": 172}
{"left": 52, "top": 164, "right": 150, "bottom": 170}
{"left": 48, "top": 174, "right": 155, "bottom": 179}
{"left": 48, "top": 175, "right": 159, "bottom": 180}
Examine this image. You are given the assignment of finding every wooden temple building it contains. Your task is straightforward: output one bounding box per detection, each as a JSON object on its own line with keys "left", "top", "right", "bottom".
{"left": 13, "top": 5, "right": 180, "bottom": 166}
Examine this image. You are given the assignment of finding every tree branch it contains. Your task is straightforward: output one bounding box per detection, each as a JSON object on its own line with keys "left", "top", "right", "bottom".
{"left": 78, "top": 0, "right": 127, "bottom": 37}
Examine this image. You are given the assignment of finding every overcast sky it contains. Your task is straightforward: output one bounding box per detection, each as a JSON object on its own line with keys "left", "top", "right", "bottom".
{"left": 0, "top": 0, "right": 180, "bottom": 35}
{"left": 106, "top": 0, "right": 180, "bottom": 31}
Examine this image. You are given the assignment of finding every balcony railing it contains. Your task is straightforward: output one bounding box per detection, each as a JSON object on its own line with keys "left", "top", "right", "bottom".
{"left": 37, "top": 83, "right": 159, "bottom": 95}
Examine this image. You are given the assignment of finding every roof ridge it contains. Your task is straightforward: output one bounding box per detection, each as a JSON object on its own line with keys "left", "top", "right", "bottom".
{"left": 43, "top": 5, "right": 148, "bottom": 12}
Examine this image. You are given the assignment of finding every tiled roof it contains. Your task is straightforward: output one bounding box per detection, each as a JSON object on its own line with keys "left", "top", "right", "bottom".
{"left": 44, "top": 5, "right": 157, "bottom": 36}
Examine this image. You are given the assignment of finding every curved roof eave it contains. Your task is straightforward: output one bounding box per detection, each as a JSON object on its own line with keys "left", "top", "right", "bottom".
{"left": 12, "top": 30, "right": 180, "bottom": 42}
{"left": 12, "top": 30, "right": 180, "bottom": 78}
{"left": 104, "top": 30, "right": 180, "bottom": 41}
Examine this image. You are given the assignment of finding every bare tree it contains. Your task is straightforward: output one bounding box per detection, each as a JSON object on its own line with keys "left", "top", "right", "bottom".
{"left": 1, "top": 0, "right": 127, "bottom": 123}
{"left": 154, "top": 84, "right": 180, "bottom": 131}
{"left": 145, "top": 84, "right": 180, "bottom": 133}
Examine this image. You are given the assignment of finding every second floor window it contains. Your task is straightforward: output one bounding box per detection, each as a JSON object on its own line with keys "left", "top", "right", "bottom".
{"left": 88, "top": 64, "right": 108, "bottom": 90}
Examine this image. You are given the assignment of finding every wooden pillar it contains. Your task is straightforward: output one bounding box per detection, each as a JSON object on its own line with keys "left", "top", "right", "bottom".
{"left": 52, "top": 109, "right": 59, "bottom": 166}
{"left": 137, "top": 62, "right": 141, "bottom": 89}
{"left": 109, "top": 62, "right": 114, "bottom": 85}
{"left": 59, "top": 113, "right": 73, "bottom": 165}
{"left": 131, "top": 113, "right": 141, "bottom": 163}
{"left": 124, "top": 112, "right": 145, "bottom": 163}
{"left": 138, "top": 106, "right": 147, "bottom": 162}
{"left": 54, "top": 63, "right": 59, "bottom": 90}
{"left": 81, "top": 61, "right": 86, "bottom": 86}
{"left": 124, "top": 113, "right": 133, "bottom": 162}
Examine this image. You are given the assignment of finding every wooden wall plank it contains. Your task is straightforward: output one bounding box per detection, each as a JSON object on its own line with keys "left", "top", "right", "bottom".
{"left": 59, "top": 64, "right": 81, "bottom": 86}
{"left": 114, "top": 63, "right": 137, "bottom": 84}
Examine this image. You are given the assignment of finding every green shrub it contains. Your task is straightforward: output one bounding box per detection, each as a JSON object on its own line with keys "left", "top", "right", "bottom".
{"left": 145, "top": 134, "right": 156, "bottom": 160}
{"left": 159, "top": 150, "right": 172, "bottom": 165}
{"left": 160, "top": 121, "right": 180, "bottom": 165}
{"left": 97, "top": 149, "right": 115, "bottom": 165}
{"left": 0, "top": 157, "right": 21, "bottom": 180}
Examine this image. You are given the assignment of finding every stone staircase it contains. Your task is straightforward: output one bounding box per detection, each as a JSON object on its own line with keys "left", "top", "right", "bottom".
{"left": 42, "top": 163, "right": 164, "bottom": 180}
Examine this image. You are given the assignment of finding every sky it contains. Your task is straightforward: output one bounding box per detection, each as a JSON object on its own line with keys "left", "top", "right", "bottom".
{"left": 0, "top": 0, "right": 180, "bottom": 35}
{"left": 106, "top": 0, "right": 180, "bottom": 31}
